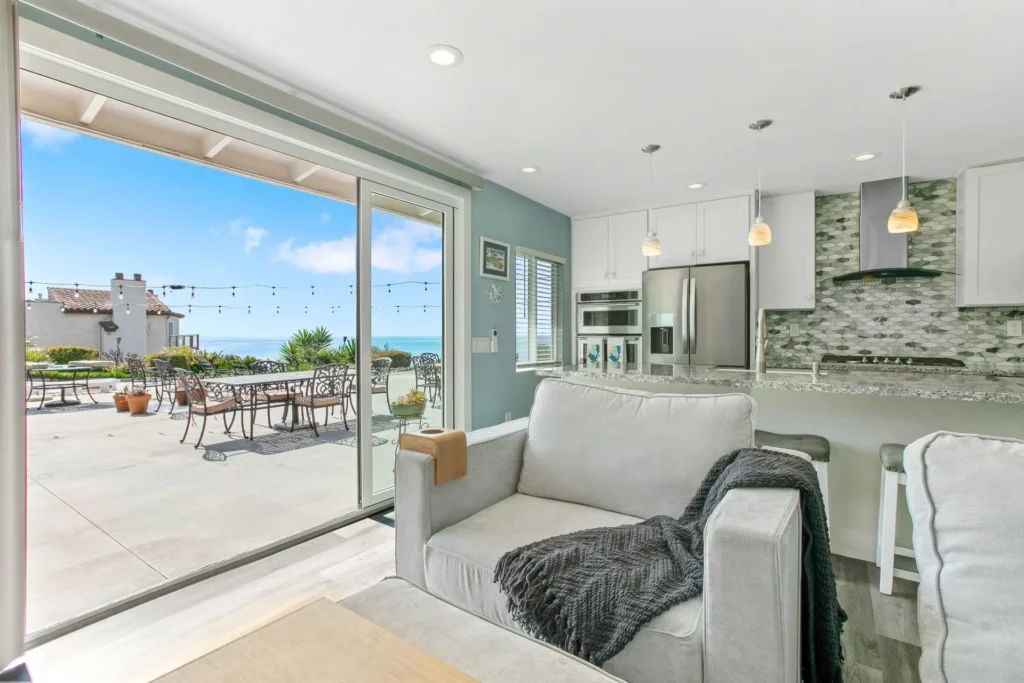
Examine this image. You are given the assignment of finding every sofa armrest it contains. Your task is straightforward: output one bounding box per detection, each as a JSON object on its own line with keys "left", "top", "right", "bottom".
{"left": 395, "top": 417, "right": 529, "bottom": 588}
{"left": 703, "top": 488, "right": 801, "bottom": 683}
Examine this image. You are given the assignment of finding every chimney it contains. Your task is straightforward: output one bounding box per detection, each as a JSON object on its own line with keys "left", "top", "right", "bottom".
{"left": 133, "top": 273, "right": 142, "bottom": 281}
{"left": 114, "top": 272, "right": 124, "bottom": 280}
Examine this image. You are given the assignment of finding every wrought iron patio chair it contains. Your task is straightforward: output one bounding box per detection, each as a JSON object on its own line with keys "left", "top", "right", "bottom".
{"left": 152, "top": 359, "right": 178, "bottom": 413}
{"left": 196, "top": 361, "right": 221, "bottom": 377}
{"left": 175, "top": 368, "right": 246, "bottom": 450}
{"left": 127, "top": 356, "right": 154, "bottom": 391}
{"left": 292, "top": 363, "right": 350, "bottom": 437}
{"left": 413, "top": 353, "right": 442, "bottom": 407}
{"left": 248, "top": 360, "right": 292, "bottom": 431}
{"left": 371, "top": 356, "right": 392, "bottom": 406}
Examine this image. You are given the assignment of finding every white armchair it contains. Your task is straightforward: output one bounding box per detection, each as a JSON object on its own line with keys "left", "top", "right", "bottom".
{"left": 396, "top": 379, "right": 802, "bottom": 683}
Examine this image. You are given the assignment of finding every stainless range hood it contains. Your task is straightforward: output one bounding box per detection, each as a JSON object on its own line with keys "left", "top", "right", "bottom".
{"left": 832, "top": 177, "right": 943, "bottom": 283}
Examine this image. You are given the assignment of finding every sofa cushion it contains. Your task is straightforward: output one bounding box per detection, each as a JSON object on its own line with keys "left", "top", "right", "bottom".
{"left": 520, "top": 379, "right": 755, "bottom": 518}
{"left": 424, "top": 493, "right": 704, "bottom": 683}
{"left": 904, "top": 432, "right": 1024, "bottom": 683}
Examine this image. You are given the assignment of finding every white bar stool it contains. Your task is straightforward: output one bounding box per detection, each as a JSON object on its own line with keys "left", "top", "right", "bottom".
{"left": 754, "top": 430, "right": 830, "bottom": 532}
{"left": 876, "top": 443, "right": 920, "bottom": 595}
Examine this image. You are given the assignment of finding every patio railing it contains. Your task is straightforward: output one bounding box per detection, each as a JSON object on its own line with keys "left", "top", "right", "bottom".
{"left": 169, "top": 334, "right": 200, "bottom": 350}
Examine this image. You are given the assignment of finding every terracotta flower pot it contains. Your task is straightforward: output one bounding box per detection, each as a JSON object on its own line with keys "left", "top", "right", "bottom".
{"left": 126, "top": 394, "right": 151, "bottom": 415}
{"left": 113, "top": 394, "right": 129, "bottom": 412}
{"left": 176, "top": 390, "right": 188, "bottom": 406}
{"left": 390, "top": 402, "right": 426, "bottom": 419}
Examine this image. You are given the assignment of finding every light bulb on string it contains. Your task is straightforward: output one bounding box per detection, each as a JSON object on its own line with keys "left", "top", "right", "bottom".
{"left": 118, "top": 284, "right": 124, "bottom": 300}
{"left": 231, "top": 287, "right": 236, "bottom": 298}
{"left": 191, "top": 287, "right": 195, "bottom": 299}
{"left": 272, "top": 286, "right": 276, "bottom": 296}
{"left": 304, "top": 306, "right": 308, "bottom": 314}
{"left": 396, "top": 306, "right": 400, "bottom": 314}
{"left": 74, "top": 283, "right": 80, "bottom": 298}
{"left": 310, "top": 286, "right": 315, "bottom": 296}
{"left": 28, "top": 281, "right": 32, "bottom": 294}
{"left": 26, "top": 301, "right": 31, "bottom": 311}
{"left": 60, "top": 306, "right": 65, "bottom": 313}
{"left": 162, "top": 286, "right": 167, "bottom": 297}
{"left": 92, "top": 307, "right": 98, "bottom": 313}
{"left": 126, "top": 303, "right": 131, "bottom": 315}
{"left": 276, "top": 306, "right": 280, "bottom": 314}
{"left": 424, "top": 282, "right": 428, "bottom": 291}
{"left": 188, "top": 305, "right": 192, "bottom": 314}
{"left": 388, "top": 285, "right": 391, "bottom": 294}
{"left": 247, "top": 306, "right": 251, "bottom": 314}
{"left": 218, "top": 306, "right": 222, "bottom": 314}
{"left": 423, "top": 306, "right": 427, "bottom": 313}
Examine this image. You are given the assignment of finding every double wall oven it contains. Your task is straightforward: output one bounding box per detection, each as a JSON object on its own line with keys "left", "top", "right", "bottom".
{"left": 576, "top": 290, "right": 641, "bottom": 370}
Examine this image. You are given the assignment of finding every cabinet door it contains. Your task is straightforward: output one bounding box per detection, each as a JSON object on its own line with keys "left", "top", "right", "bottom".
{"left": 959, "top": 162, "right": 1024, "bottom": 306}
{"left": 651, "top": 203, "right": 698, "bottom": 268}
{"left": 698, "top": 196, "right": 751, "bottom": 264}
{"left": 758, "top": 192, "right": 816, "bottom": 309}
{"left": 571, "top": 216, "right": 610, "bottom": 289}
{"left": 608, "top": 210, "right": 648, "bottom": 284}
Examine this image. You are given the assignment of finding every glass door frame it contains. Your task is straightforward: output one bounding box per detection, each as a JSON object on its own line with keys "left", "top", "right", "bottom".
{"left": 357, "top": 179, "right": 455, "bottom": 507}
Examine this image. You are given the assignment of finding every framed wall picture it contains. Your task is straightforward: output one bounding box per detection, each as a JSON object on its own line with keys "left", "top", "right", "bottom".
{"left": 479, "top": 237, "right": 511, "bottom": 280}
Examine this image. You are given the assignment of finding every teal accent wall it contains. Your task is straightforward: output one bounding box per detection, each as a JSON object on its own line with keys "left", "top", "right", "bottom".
{"left": 471, "top": 183, "right": 571, "bottom": 429}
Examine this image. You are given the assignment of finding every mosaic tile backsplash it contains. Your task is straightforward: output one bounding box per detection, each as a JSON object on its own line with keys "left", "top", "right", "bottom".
{"left": 766, "top": 178, "right": 1024, "bottom": 373}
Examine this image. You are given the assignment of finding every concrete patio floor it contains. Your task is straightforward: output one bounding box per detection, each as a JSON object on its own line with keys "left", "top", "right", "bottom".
{"left": 25, "top": 370, "right": 439, "bottom": 635}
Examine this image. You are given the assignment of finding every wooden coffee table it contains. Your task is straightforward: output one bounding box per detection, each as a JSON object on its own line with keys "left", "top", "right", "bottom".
{"left": 155, "top": 598, "right": 479, "bottom": 683}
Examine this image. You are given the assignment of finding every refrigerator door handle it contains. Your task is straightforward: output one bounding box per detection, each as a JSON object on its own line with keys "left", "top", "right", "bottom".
{"left": 680, "top": 277, "right": 689, "bottom": 354}
{"left": 689, "top": 278, "right": 697, "bottom": 355}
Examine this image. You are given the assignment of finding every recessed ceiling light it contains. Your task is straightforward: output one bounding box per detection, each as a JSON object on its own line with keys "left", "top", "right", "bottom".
{"left": 851, "top": 152, "right": 880, "bottom": 162}
{"left": 520, "top": 167, "right": 538, "bottom": 174}
{"left": 687, "top": 183, "right": 706, "bottom": 189}
{"left": 428, "top": 45, "right": 463, "bottom": 67}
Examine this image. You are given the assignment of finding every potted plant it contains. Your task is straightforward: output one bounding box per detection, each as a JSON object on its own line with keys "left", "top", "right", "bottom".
{"left": 125, "top": 387, "right": 152, "bottom": 415}
{"left": 390, "top": 389, "right": 428, "bottom": 419}
{"left": 113, "top": 388, "right": 129, "bottom": 413}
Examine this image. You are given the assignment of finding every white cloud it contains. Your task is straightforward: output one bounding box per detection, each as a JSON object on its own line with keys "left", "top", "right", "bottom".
{"left": 243, "top": 226, "right": 269, "bottom": 254}
{"left": 275, "top": 222, "right": 441, "bottom": 274}
{"left": 22, "top": 119, "right": 79, "bottom": 151}
{"left": 320, "top": 212, "right": 331, "bottom": 223}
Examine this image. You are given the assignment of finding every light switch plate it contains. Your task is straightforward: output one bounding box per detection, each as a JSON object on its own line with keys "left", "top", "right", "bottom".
{"left": 1008, "top": 321, "right": 1023, "bottom": 337}
{"left": 789, "top": 323, "right": 800, "bottom": 336}
{"left": 471, "top": 337, "right": 491, "bottom": 353}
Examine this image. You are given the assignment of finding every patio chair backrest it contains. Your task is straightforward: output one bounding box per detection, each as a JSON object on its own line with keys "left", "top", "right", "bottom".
{"left": 153, "top": 359, "right": 171, "bottom": 377}
{"left": 197, "top": 361, "right": 219, "bottom": 377}
{"left": 174, "top": 368, "right": 205, "bottom": 405}
{"left": 307, "top": 363, "right": 350, "bottom": 400}
{"left": 251, "top": 360, "right": 286, "bottom": 375}
{"left": 126, "top": 356, "right": 148, "bottom": 380}
{"left": 371, "top": 357, "right": 392, "bottom": 387}
{"left": 414, "top": 353, "right": 441, "bottom": 384}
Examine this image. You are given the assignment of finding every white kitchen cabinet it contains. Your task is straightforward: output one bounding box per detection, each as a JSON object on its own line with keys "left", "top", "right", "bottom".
{"left": 757, "top": 192, "right": 816, "bottom": 310}
{"left": 607, "top": 211, "right": 648, "bottom": 284}
{"left": 571, "top": 216, "right": 610, "bottom": 289}
{"left": 958, "top": 161, "right": 1024, "bottom": 306}
{"left": 572, "top": 211, "right": 647, "bottom": 289}
{"left": 651, "top": 203, "right": 698, "bottom": 268}
{"left": 698, "top": 196, "right": 752, "bottom": 264}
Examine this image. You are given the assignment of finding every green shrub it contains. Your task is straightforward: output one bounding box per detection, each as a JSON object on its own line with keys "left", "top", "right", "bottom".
{"left": 45, "top": 345, "right": 99, "bottom": 365}
{"left": 25, "top": 348, "right": 48, "bottom": 363}
{"left": 373, "top": 349, "right": 411, "bottom": 369}
{"left": 144, "top": 347, "right": 196, "bottom": 370}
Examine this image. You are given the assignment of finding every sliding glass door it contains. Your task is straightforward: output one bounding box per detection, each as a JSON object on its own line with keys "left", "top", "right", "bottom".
{"left": 357, "top": 180, "right": 454, "bottom": 506}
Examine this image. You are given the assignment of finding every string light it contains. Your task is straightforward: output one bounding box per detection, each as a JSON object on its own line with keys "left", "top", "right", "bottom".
{"left": 276, "top": 306, "right": 280, "bottom": 314}
{"left": 310, "top": 286, "right": 315, "bottom": 296}
{"left": 28, "top": 281, "right": 32, "bottom": 294}
{"left": 26, "top": 301, "right": 31, "bottom": 310}
{"left": 387, "top": 285, "right": 391, "bottom": 294}
{"left": 188, "top": 305, "right": 192, "bottom": 314}
{"left": 218, "top": 306, "right": 222, "bottom": 314}
{"left": 60, "top": 305, "right": 65, "bottom": 313}
{"left": 247, "top": 305, "right": 251, "bottom": 314}
{"left": 272, "top": 286, "right": 276, "bottom": 296}
{"left": 125, "top": 303, "right": 131, "bottom": 315}
{"left": 191, "top": 287, "right": 195, "bottom": 299}
{"left": 118, "top": 284, "right": 124, "bottom": 300}
{"left": 231, "top": 286, "right": 236, "bottom": 297}
{"left": 92, "top": 307, "right": 98, "bottom": 313}
{"left": 74, "top": 283, "right": 80, "bottom": 298}
{"left": 162, "top": 286, "right": 167, "bottom": 296}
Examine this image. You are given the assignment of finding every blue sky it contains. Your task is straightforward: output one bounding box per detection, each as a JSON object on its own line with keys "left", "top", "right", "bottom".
{"left": 20, "top": 119, "right": 443, "bottom": 340}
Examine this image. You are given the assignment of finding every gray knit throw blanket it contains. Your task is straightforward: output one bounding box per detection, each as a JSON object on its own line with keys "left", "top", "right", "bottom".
{"left": 494, "top": 448, "right": 846, "bottom": 683}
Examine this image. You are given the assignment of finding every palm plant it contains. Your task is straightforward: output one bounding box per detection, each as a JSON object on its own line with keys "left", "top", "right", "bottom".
{"left": 279, "top": 327, "right": 337, "bottom": 368}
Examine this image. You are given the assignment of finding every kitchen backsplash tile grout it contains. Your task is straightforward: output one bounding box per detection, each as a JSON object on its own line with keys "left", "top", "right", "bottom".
{"left": 766, "top": 178, "right": 1024, "bottom": 373}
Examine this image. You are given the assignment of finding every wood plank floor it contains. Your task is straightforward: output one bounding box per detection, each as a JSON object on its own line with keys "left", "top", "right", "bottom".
{"left": 833, "top": 555, "right": 922, "bottom": 683}
{"left": 26, "top": 523, "right": 920, "bottom": 683}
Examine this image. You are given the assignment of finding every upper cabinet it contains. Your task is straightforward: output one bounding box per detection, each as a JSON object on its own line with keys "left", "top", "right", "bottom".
{"left": 571, "top": 210, "right": 647, "bottom": 289}
{"left": 958, "top": 161, "right": 1024, "bottom": 307}
{"left": 758, "top": 192, "right": 817, "bottom": 310}
{"left": 650, "top": 196, "right": 750, "bottom": 268}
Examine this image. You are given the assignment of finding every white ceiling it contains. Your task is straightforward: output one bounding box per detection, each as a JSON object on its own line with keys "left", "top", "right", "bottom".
{"left": 75, "top": 0, "right": 1024, "bottom": 218}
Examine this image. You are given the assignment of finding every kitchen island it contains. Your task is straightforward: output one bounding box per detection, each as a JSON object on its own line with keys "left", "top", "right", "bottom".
{"left": 535, "top": 364, "right": 1024, "bottom": 561}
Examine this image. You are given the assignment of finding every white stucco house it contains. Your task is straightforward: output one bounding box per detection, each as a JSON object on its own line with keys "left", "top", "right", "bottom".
{"left": 25, "top": 273, "right": 186, "bottom": 358}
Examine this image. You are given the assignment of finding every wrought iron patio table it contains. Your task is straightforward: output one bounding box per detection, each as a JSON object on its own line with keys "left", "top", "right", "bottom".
{"left": 26, "top": 365, "right": 96, "bottom": 409}
{"left": 203, "top": 370, "right": 316, "bottom": 433}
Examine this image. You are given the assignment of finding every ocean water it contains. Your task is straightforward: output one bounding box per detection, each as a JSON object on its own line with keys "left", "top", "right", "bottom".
{"left": 200, "top": 336, "right": 442, "bottom": 360}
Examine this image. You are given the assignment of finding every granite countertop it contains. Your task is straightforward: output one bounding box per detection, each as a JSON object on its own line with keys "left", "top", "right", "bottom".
{"left": 535, "top": 364, "right": 1024, "bottom": 405}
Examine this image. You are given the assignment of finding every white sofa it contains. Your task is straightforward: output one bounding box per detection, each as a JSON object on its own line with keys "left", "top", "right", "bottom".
{"left": 904, "top": 431, "right": 1024, "bottom": 683}
{"left": 396, "top": 379, "right": 802, "bottom": 683}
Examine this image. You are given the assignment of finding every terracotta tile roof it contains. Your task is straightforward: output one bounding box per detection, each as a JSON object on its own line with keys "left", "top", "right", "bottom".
{"left": 47, "top": 287, "right": 185, "bottom": 318}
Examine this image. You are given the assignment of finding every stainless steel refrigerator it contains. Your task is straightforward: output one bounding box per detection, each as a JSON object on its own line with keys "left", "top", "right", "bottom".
{"left": 642, "top": 262, "right": 749, "bottom": 368}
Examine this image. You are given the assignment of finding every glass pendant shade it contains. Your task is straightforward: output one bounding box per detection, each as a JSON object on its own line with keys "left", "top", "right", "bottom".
{"left": 642, "top": 234, "right": 662, "bottom": 256}
{"left": 887, "top": 198, "right": 919, "bottom": 234}
{"left": 748, "top": 216, "right": 772, "bottom": 246}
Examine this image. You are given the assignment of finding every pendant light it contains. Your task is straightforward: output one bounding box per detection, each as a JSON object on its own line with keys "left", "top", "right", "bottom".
{"left": 640, "top": 144, "right": 662, "bottom": 257}
{"left": 888, "top": 85, "right": 921, "bottom": 234}
{"left": 748, "top": 119, "right": 773, "bottom": 247}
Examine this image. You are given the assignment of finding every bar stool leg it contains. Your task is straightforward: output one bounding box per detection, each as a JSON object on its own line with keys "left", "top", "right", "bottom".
{"left": 876, "top": 468, "right": 886, "bottom": 568}
{"left": 879, "top": 469, "right": 900, "bottom": 595}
